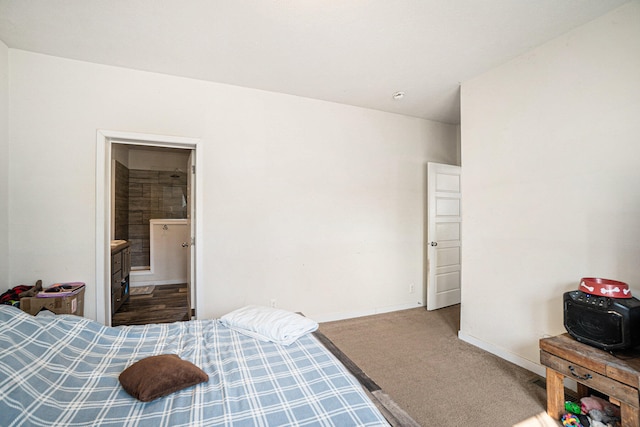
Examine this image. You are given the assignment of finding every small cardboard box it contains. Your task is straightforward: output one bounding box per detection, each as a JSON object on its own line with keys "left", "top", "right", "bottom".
{"left": 20, "top": 287, "right": 85, "bottom": 316}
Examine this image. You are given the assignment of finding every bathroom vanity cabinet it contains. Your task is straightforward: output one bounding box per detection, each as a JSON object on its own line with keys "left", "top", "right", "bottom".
{"left": 111, "top": 240, "right": 131, "bottom": 315}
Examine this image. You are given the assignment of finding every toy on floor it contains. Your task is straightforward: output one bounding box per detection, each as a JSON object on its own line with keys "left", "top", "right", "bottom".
{"left": 589, "top": 409, "right": 618, "bottom": 425}
{"left": 580, "top": 396, "right": 620, "bottom": 417}
{"left": 565, "top": 401, "right": 582, "bottom": 414}
{"left": 17, "top": 280, "right": 43, "bottom": 298}
{"left": 580, "top": 396, "right": 620, "bottom": 426}
{"left": 562, "top": 413, "right": 585, "bottom": 426}
{"left": 0, "top": 280, "right": 42, "bottom": 307}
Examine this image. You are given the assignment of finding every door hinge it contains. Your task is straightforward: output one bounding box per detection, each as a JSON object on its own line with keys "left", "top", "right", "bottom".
{"left": 191, "top": 237, "right": 195, "bottom": 246}
{"left": 191, "top": 165, "right": 195, "bottom": 174}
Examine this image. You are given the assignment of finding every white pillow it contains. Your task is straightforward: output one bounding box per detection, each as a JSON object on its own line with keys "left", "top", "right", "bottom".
{"left": 219, "top": 305, "right": 318, "bottom": 346}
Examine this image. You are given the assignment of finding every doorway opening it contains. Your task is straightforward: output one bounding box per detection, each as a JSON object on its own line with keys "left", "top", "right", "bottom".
{"left": 96, "top": 130, "right": 202, "bottom": 326}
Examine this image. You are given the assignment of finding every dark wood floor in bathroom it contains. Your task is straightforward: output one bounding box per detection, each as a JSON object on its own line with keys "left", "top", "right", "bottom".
{"left": 112, "top": 283, "right": 190, "bottom": 326}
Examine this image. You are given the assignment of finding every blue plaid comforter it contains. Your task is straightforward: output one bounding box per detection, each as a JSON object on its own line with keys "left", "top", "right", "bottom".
{"left": 0, "top": 306, "right": 388, "bottom": 426}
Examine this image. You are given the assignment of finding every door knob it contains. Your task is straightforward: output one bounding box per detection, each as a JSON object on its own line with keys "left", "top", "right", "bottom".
{"left": 182, "top": 242, "right": 190, "bottom": 247}
{"left": 430, "top": 242, "right": 438, "bottom": 246}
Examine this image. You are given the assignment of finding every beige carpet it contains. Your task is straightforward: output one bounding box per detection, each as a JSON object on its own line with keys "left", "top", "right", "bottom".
{"left": 319, "top": 305, "right": 561, "bottom": 427}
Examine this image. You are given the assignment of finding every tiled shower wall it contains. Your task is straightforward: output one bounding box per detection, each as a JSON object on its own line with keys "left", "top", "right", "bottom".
{"left": 113, "top": 161, "right": 188, "bottom": 268}
{"left": 129, "top": 169, "right": 188, "bottom": 267}
{"left": 114, "top": 161, "right": 129, "bottom": 241}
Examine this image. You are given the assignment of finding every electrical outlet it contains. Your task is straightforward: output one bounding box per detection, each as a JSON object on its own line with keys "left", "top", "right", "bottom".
{"left": 270, "top": 299, "right": 277, "bottom": 308}
{"left": 409, "top": 284, "right": 414, "bottom": 293}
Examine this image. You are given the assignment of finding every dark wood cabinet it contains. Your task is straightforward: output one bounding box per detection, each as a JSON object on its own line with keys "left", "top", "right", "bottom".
{"left": 111, "top": 241, "right": 131, "bottom": 315}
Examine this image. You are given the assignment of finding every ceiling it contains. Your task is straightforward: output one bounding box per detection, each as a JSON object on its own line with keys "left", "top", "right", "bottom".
{"left": 0, "top": 0, "right": 630, "bottom": 124}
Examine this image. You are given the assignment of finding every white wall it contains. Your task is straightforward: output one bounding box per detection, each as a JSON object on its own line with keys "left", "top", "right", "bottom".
{"left": 460, "top": 2, "right": 640, "bottom": 371}
{"left": 7, "top": 50, "right": 458, "bottom": 321}
{"left": 131, "top": 219, "right": 189, "bottom": 286}
{"left": 0, "top": 40, "right": 8, "bottom": 288}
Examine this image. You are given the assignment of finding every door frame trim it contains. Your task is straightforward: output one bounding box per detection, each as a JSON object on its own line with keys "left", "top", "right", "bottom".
{"left": 96, "top": 129, "right": 202, "bottom": 326}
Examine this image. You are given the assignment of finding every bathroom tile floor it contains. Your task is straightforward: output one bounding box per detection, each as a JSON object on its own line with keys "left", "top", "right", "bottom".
{"left": 111, "top": 283, "right": 190, "bottom": 326}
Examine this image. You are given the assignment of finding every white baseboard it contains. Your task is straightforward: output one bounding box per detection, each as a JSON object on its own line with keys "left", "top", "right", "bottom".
{"left": 130, "top": 269, "right": 152, "bottom": 277}
{"left": 129, "top": 279, "right": 186, "bottom": 287}
{"left": 313, "top": 302, "right": 423, "bottom": 323}
{"left": 457, "top": 331, "right": 547, "bottom": 378}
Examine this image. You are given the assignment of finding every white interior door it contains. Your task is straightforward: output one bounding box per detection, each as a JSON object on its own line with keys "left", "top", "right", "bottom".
{"left": 187, "top": 151, "right": 195, "bottom": 318}
{"left": 427, "top": 162, "right": 462, "bottom": 310}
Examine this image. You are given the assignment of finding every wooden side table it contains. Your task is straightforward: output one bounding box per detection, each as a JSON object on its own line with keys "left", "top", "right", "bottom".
{"left": 540, "top": 333, "right": 640, "bottom": 427}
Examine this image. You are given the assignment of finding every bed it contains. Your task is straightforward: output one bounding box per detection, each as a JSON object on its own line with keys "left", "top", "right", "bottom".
{"left": 0, "top": 305, "right": 389, "bottom": 426}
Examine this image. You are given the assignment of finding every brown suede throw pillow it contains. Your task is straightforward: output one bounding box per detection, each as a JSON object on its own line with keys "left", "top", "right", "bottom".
{"left": 119, "top": 354, "right": 209, "bottom": 402}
